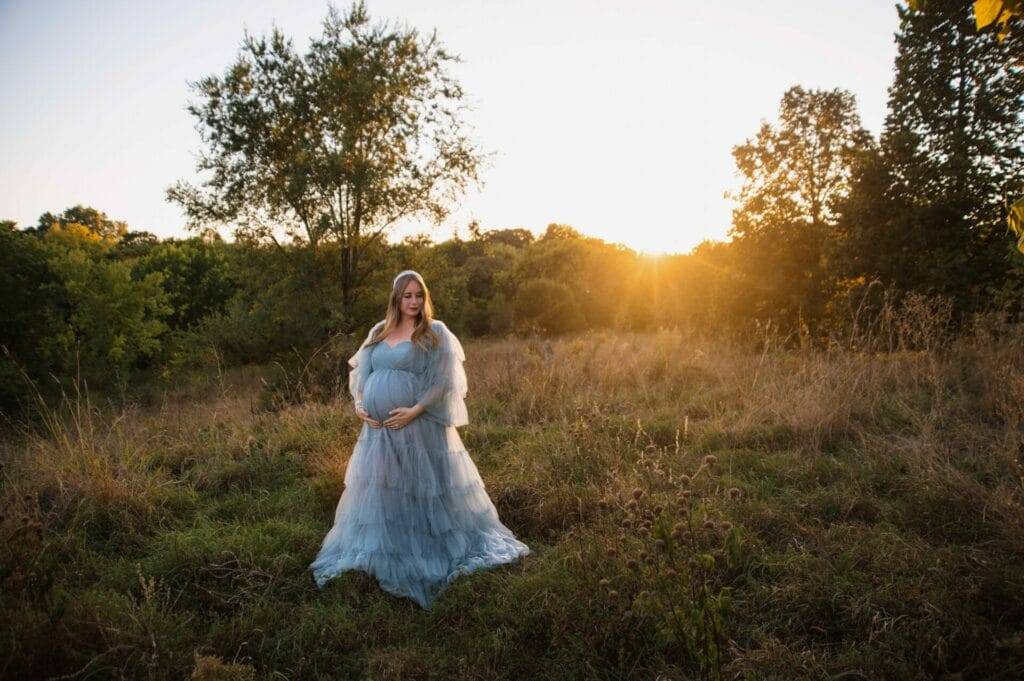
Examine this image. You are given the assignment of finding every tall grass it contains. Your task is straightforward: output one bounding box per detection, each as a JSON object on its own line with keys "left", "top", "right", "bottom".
{"left": 2, "top": 297, "right": 1023, "bottom": 679}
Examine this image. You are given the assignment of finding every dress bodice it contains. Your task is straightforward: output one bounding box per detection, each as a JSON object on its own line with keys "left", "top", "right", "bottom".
{"left": 347, "top": 319, "right": 468, "bottom": 430}
{"left": 370, "top": 340, "right": 418, "bottom": 373}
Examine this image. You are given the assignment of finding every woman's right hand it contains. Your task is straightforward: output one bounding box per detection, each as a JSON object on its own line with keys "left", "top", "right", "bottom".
{"left": 355, "top": 403, "right": 382, "bottom": 428}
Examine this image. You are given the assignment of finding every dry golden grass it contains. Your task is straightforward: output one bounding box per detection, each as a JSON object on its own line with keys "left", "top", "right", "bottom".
{"left": 2, "top": 306, "right": 1024, "bottom": 679}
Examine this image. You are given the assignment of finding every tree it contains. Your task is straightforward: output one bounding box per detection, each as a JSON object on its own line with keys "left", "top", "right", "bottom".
{"left": 33, "top": 205, "right": 128, "bottom": 241}
{"left": 112, "top": 230, "right": 161, "bottom": 260}
{"left": 0, "top": 227, "right": 66, "bottom": 414}
{"left": 167, "top": 1, "right": 487, "bottom": 321}
{"left": 840, "top": 0, "right": 1024, "bottom": 316}
{"left": 474, "top": 227, "right": 535, "bottom": 250}
{"left": 904, "top": 1, "right": 1024, "bottom": 253}
{"left": 132, "top": 239, "right": 236, "bottom": 330}
{"left": 30, "top": 228, "right": 173, "bottom": 386}
{"left": 513, "top": 278, "right": 584, "bottom": 334}
{"left": 726, "top": 85, "right": 873, "bottom": 329}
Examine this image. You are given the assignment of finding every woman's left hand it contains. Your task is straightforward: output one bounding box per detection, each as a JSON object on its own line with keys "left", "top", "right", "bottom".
{"left": 383, "top": 405, "right": 422, "bottom": 429}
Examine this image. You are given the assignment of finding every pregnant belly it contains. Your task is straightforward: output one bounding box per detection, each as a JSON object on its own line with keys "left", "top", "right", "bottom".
{"left": 363, "top": 370, "right": 417, "bottom": 422}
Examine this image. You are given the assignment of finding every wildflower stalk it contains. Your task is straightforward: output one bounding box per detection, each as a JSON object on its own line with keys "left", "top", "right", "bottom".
{"left": 603, "top": 446, "right": 741, "bottom": 681}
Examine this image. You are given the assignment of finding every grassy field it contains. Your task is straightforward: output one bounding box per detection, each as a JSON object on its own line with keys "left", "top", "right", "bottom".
{"left": 2, "top": 320, "right": 1024, "bottom": 680}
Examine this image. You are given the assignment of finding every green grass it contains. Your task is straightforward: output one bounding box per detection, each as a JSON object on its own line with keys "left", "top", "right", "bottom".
{"left": 2, "top": 327, "right": 1024, "bottom": 679}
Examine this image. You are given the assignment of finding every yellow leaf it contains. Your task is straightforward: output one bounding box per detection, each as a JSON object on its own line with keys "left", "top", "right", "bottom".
{"left": 975, "top": 0, "right": 1006, "bottom": 29}
{"left": 1008, "top": 195, "right": 1024, "bottom": 255}
{"left": 997, "top": 12, "right": 1013, "bottom": 41}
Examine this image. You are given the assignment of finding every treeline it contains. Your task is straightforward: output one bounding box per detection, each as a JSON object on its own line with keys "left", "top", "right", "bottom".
{"left": 720, "top": 1, "right": 1024, "bottom": 335}
{"left": 0, "top": 211, "right": 697, "bottom": 411}
{"left": 2, "top": 0, "right": 1022, "bottom": 416}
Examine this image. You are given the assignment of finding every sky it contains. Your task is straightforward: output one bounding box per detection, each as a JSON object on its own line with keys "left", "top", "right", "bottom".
{"left": 0, "top": 0, "right": 902, "bottom": 256}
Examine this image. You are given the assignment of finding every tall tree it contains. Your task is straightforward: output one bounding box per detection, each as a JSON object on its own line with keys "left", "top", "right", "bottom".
{"left": 839, "top": 0, "right": 1024, "bottom": 316}
{"left": 726, "top": 85, "right": 873, "bottom": 330}
{"left": 167, "top": 1, "right": 486, "bottom": 322}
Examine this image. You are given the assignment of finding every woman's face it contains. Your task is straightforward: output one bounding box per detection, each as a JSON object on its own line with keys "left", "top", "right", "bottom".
{"left": 399, "top": 279, "right": 425, "bottom": 320}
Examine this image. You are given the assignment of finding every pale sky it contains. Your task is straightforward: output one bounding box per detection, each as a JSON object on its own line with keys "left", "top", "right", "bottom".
{"left": 0, "top": 0, "right": 901, "bottom": 255}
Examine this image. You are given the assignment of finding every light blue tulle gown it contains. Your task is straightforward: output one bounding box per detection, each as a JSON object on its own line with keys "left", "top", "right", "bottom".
{"left": 310, "top": 319, "right": 530, "bottom": 609}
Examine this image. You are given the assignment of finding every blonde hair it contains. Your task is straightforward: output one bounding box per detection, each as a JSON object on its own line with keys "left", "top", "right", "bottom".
{"left": 368, "top": 270, "right": 440, "bottom": 350}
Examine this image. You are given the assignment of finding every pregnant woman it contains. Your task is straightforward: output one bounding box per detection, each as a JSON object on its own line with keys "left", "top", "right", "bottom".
{"left": 310, "top": 269, "right": 530, "bottom": 609}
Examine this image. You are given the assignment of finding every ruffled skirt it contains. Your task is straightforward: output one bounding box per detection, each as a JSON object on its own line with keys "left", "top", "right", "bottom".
{"left": 310, "top": 416, "right": 530, "bottom": 609}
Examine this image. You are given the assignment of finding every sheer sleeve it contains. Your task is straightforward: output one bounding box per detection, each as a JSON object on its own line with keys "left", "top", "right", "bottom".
{"left": 348, "top": 320, "right": 383, "bottom": 409}
{"left": 414, "top": 320, "right": 469, "bottom": 427}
